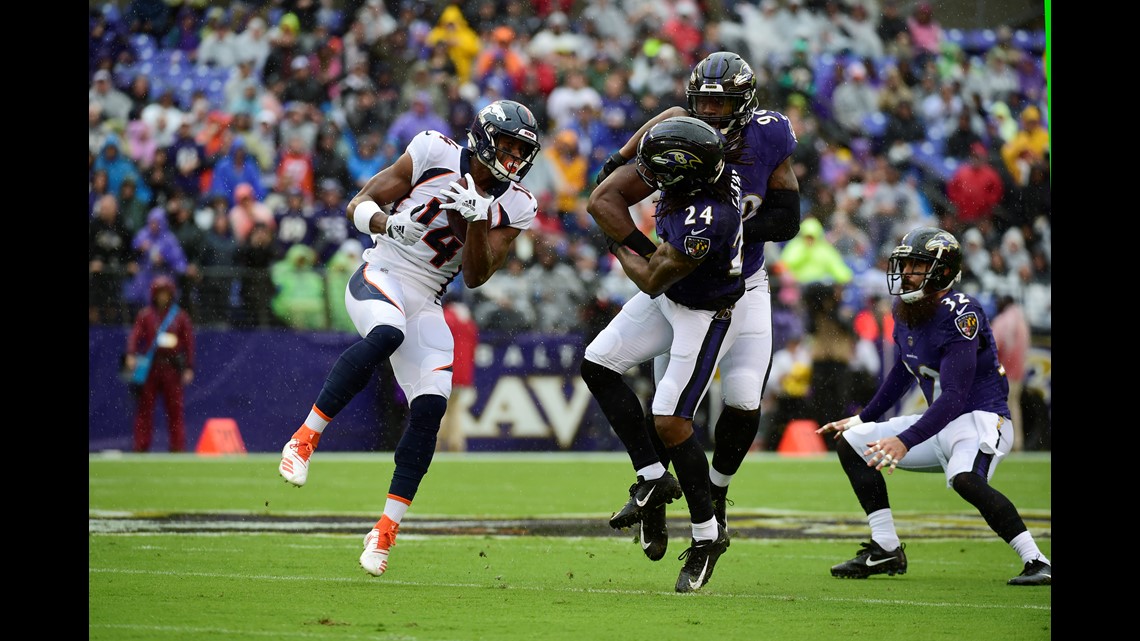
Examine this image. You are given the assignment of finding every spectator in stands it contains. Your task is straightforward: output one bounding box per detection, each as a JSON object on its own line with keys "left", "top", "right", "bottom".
{"left": 166, "top": 120, "right": 208, "bottom": 202}
{"left": 324, "top": 238, "right": 364, "bottom": 333}
{"left": 523, "top": 236, "right": 590, "bottom": 335}
{"left": 906, "top": 1, "right": 943, "bottom": 68}
{"left": 534, "top": 129, "right": 589, "bottom": 222}
{"left": 277, "top": 134, "right": 317, "bottom": 202}
{"left": 946, "top": 142, "right": 1004, "bottom": 235}
{"left": 233, "top": 221, "right": 279, "bottom": 327}
{"left": 166, "top": 196, "right": 205, "bottom": 305}
{"left": 829, "top": 61, "right": 879, "bottom": 146}
{"left": 198, "top": 14, "right": 241, "bottom": 68}
{"left": 858, "top": 159, "right": 925, "bottom": 258}
{"left": 443, "top": 81, "right": 479, "bottom": 146}
{"left": 263, "top": 11, "right": 303, "bottom": 84}
{"left": 879, "top": 99, "right": 927, "bottom": 154}
{"left": 116, "top": 176, "right": 150, "bottom": 237}
{"left": 1000, "top": 105, "right": 1049, "bottom": 186}
{"left": 472, "top": 253, "right": 537, "bottom": 333}
{"left": 271, "top": 243, "right": 329, "bottom": 330}
{"left": 95, "top": 134, "right": 153, "bottom": 207}
{"left": 758, "top": 329, "right": 813, "bottom": 451}
{"left": 424, "top": 4, "right": 481, "bottom": 83}
{"left": 125, "top": 275, "right": 195, "bottom": 452}
{"left": 283, "top": 56, "right": 328, "bottom": 107}
{"left": 124, "top": 74, "right": 154, "bottom": 122}
{"left": 126, "top": 207, "right": 189, "bottom": 317}
{"left": 90, "top": 193, "right": 137, "bottom": 325}
{"left": 272, "top": 187, "right": 317, "bottom": 256}
{"left": 546, "top": 70, "right": 603, "bottom": 132}
{"left": 197, "top": 207, "right": 239, "bottom": 326}
{"left": 311, "top": 179, "right": 361, "bottom": 265}
{"left": 918, "top": 79, "right": 962, "bottom": 143}
{"left": 990, "top": 294, "right": 1031, "bottom": 452}
{"left": 140, "top": 89, "right": 187, "bottom": 149}
{"left": 347, "top": 132, "right": 388, "bottom": 191}
{"left": 90, "top": 69, "right": 133, "bottom": 124}
{"left": 211, "top": 137, "right": 265, "bottom": 205}
{"left": 945, "top": 109, "right": 985, "bottom": 160}
{"left": 877, "top": 66, "right": 915, "bottom": 116}
{"left": 228, "top": 182, "right": 277, "bottom": 244}
{"left": 125, "top": 120, "right": 159, "bottom": 172}
{"left": 162, "top": 7, "right": 203, "bottom": 58}
{"left": 386, "top": 92, "right": 451, "bottom": 151}
{"left": 733, "top": 0, "right": 786, "bottom": 67}
{"left": 234, "top": 17, "right": 272, "bottom": 76}
{"left": 311, "top": 127, "right": 352, "bottom": 194}
{"left": 778, "top": 217, "right": 854, "bottom": 286}
{"left": 125, "top": 0, "right": 173, "bottom": 39}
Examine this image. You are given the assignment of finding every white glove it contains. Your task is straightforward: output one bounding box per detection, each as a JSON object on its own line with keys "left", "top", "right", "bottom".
{"left": 439, "top": 173, "right": 493, "bottom": 223}
{"left": 385, "top": 204, "right": 429, "bottom": 246}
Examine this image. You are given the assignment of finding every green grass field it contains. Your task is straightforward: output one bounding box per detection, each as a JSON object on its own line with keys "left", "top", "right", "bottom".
{"left": 89, "top": 452, "right": 1051, "bottom": 641}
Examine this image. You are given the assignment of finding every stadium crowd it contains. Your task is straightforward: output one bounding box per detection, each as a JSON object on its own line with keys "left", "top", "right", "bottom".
{"left": 89, "top": 0, "right": 1050, "bottom": 443}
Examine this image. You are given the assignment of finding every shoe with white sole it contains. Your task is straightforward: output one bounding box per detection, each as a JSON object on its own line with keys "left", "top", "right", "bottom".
{"left": 360, "top": 516, "right": 400, "bottom": 576}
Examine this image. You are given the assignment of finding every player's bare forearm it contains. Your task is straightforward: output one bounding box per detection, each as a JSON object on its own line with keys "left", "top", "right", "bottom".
{"left": 587, "top": 164, "right": 655, "bottom": 241}
{"left": 461, "top": 224, "right": 519, "bottom": 288}
{"left": 615, "top": 242, "right": 694, "bottom": 297}
{"left": 346, "top": 152, "right": 414, "bottom": 231}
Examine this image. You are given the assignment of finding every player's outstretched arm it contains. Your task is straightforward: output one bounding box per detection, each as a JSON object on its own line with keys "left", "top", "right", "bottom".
{"left": 587, "top": 164, "right": 658, "bottom": 257}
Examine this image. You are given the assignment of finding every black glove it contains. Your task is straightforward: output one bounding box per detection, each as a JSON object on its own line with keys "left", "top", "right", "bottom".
{"left": 596, "top": 151, "right": 628, "bottom": 186}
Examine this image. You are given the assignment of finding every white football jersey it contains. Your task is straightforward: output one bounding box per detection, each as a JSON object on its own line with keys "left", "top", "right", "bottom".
{"left": 361, "top": 130, "right": 539, "bottom": 294}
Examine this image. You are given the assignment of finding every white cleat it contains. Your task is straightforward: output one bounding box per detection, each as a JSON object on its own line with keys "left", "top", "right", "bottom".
{"left": 360, "top": 517, "right": 399, "bottom": 576}
{"left": 278, "top": 439, "right": 313, "bottom": 487}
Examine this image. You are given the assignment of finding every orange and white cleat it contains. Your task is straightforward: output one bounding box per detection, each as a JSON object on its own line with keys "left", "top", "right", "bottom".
{"left": 360, "top": 515, "right": 400, "bottom": 576}
{"left": 279, "top": 427, "right": 320, "bottom": 487}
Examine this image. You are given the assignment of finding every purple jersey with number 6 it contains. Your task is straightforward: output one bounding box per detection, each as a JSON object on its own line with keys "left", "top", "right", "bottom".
{"left": 735, "top": 109, "right": 797, "bottom": 278}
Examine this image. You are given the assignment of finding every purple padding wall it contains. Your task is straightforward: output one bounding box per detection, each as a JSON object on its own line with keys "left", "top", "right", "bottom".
{"left": 89, "top": 327, "right": 621, "bottom": 453}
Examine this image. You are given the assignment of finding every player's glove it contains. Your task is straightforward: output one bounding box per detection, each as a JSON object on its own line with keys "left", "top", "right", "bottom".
{"left": 440, "top": 173, "right": 493, "bottom": 223}
{"left": 385, "top": 204, "right": 429, "bottom": 246}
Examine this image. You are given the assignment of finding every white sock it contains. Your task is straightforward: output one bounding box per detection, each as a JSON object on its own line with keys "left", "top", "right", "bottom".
{"left": 304, "top": 406, "right": 330, "bottom": 433}
{"left": 384, "top": 496, "right": 410, "bottom": 524}
{"left": 691, "top": 517, "right": 719, "bottom": 542}
{"left": 637, "top": 462, "right": 667, "bottom": 481}
{"left": 1010, "top": 531, "right": 1049, "bottom": 565}
{"left": 868, "top": 508, "right": 900, "bottom": 551}
{"left": 709, "top": 467, "right": 732, "bottom": 488}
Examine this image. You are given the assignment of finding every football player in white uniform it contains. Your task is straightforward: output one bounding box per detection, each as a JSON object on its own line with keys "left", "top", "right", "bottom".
{"left": 277, "top": 100, "right": 542, "bottom": 577}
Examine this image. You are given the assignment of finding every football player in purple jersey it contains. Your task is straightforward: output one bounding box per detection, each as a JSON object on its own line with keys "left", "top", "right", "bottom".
{"left": 817, "top": 227, "right": 1051, "bottom": 586}
{"left": 583, "top": 116, "right": 749, "bottom": 593}
{"left": 591, "top": 51, "right": 800, "bottom": 561}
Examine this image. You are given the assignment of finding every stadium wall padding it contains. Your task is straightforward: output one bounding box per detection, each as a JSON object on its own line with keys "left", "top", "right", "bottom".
{"left": 89, "top": 326, "right": 622, "bottom": 453}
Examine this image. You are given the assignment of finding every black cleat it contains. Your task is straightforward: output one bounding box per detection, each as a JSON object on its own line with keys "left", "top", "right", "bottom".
{"left": 1008, "top": 559, "right": 1051, "bottom": 586}
{"left": 831, "top": 540, "right": 907, "bottom": 578}
{"left": 638, "top": 504, "right": 669, "bottom": 561}
{"left": 675, "top": 525, "right": 730, "bottom": 593}
{"left": 609, "top": 472, "right": 683, "bottom": 529}
{"left": 710, "top": 485, "right": 733, "bottom": 548}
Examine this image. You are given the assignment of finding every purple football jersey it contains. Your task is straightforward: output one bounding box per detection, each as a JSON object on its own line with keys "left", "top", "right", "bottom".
{"left": 654, "top": 171, "right": 745, "bottom": 311}
{"left": 735, "top": 110, "right": 798, "bottom": 277}
{"left": 893, "top": 289, "right": 1010, "bottom": 416}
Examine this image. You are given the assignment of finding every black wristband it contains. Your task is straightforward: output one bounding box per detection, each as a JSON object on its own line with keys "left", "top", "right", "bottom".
{"left": 596, "top": 151, "right": 629, "bottom": 185}
{"left": 621, "top": 229, "right": 657, "bottom": 258}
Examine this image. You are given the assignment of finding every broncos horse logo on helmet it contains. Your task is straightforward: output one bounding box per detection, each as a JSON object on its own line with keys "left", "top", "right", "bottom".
{"left": 468, "top": 100, "right": 541, "bottom": 183}
{"left": 686, "top": 51, "right": 758, "bottom": 138}
{"left": 887, "top": 227, "right": 963, "bottom": 303}
{"left": 635, "top": 116, "right": 726, "bottom": 193}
